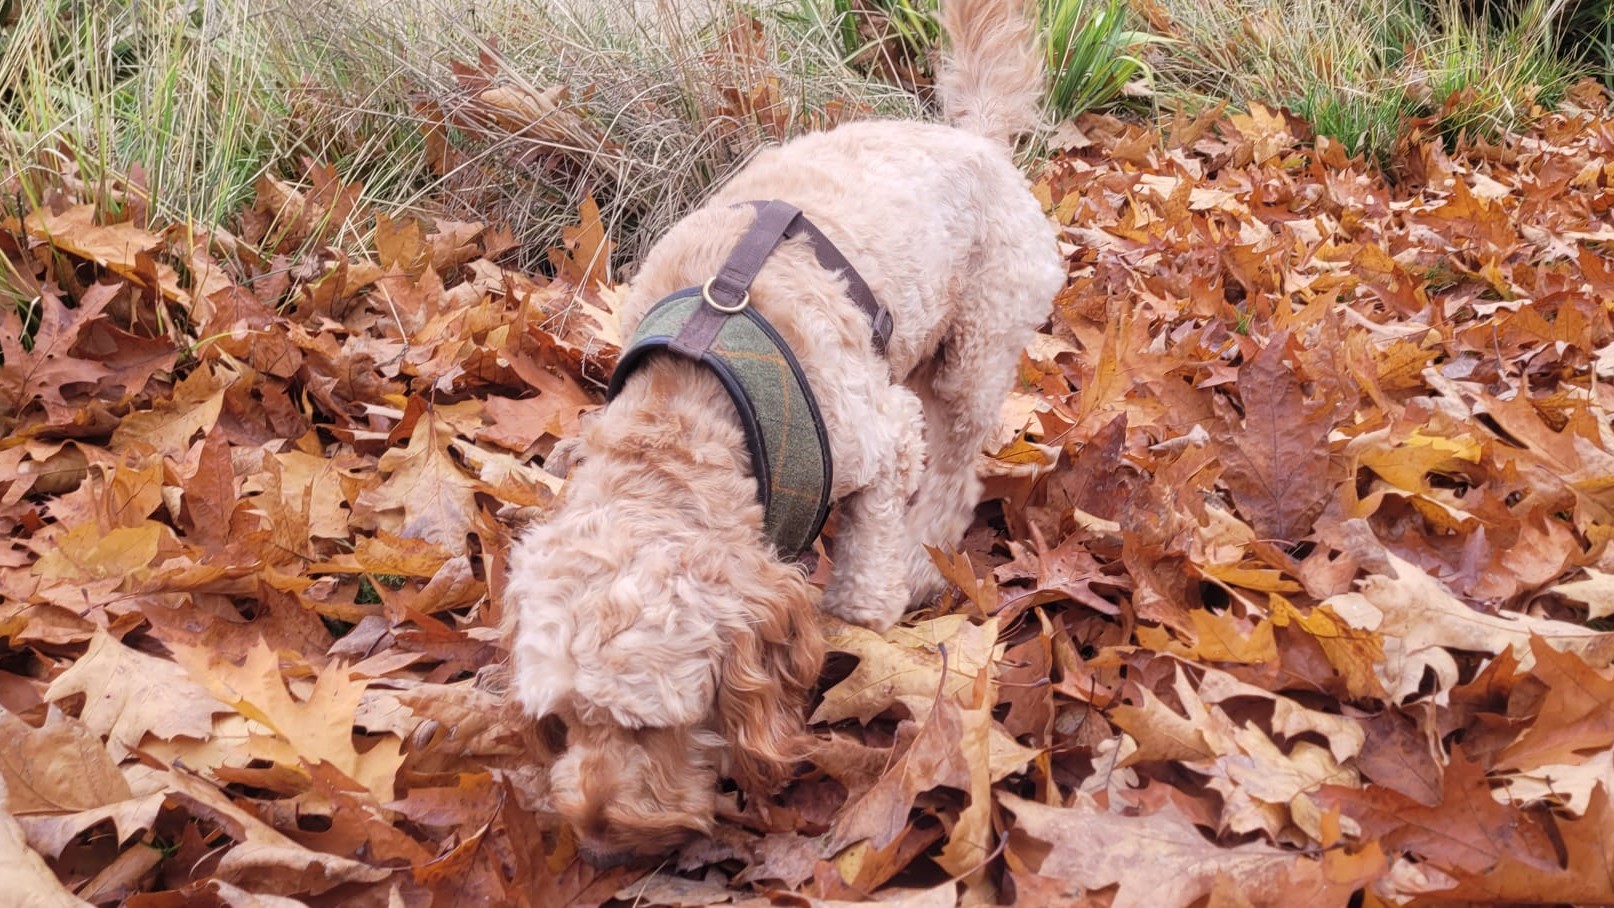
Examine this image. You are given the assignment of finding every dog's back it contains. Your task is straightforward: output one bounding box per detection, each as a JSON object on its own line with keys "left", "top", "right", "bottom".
{"left": 936, "top": 0, "right": 1046, "bottom": 145}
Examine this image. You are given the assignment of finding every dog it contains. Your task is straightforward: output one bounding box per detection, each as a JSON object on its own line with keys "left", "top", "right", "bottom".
{"left": 503, "top": 0, "right": 1066, "bottom": 865}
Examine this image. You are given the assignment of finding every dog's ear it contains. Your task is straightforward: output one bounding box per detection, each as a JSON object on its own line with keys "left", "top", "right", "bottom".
{"left": 714, "top": 559, "right": 826, "bottom": 792}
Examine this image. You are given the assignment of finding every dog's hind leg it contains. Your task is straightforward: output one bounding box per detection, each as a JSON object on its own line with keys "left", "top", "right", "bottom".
{"left": 819, "top": 384, "right": 926, "bottom": 630}
{"left": 898, "top": 346, "right": 993, "bottom": 605}
{"left": 900, "top": 286, "right": 1050, "bottom": 606}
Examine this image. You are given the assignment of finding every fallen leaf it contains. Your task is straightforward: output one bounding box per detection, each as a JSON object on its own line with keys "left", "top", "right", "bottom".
{"left": 1324, "top": 552, "right": 1614, "bottom": 700}
{"left": 173, "top": 640, "right": 405, "bottom": 803}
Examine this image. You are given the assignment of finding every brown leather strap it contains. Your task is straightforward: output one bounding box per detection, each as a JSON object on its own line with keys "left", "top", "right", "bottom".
{"left": 718, "top": 200, "right": 892, "bottom": 355}
{"left": 705, "top": 201, "right": 803, "bottom": 310}
{"left": 669, "top": 302, "right": 728, "bottom": 358}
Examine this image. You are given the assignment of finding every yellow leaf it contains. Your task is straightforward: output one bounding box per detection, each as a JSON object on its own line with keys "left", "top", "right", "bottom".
{"left": 1358, "top": 430, "right": 1480, "bottom": 492}
{"left": 174, "top": 640, "right": 405, "bottom": 803}
{"left": 33, "top": 521, "right": 166, "bottom": 585}
{"left": 1200, "top": 563, "right": 1302, "bottom": 594}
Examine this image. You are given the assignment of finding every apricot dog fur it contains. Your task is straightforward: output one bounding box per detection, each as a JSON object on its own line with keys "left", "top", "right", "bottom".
{"left": 504, "top": 0, "right": 1065, "bottom": 863}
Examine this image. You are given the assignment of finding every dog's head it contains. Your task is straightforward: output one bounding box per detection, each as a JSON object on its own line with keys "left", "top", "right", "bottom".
{"left": 504, "top": 504, "right": 824, "bottom": 864}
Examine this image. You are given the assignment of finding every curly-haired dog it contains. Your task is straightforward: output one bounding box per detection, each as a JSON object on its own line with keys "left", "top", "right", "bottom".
{"left": 504, "top": 0, "right": 1066, "bottom": 865}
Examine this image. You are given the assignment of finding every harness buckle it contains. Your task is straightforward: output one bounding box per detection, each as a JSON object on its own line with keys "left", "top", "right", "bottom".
{"left": 702, "top": 276, "right": 750, "bottom": 313}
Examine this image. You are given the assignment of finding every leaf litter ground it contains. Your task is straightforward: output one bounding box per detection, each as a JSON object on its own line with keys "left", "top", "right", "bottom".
{"left": 7, "top": 86, "right": 1614, "bottom": 905}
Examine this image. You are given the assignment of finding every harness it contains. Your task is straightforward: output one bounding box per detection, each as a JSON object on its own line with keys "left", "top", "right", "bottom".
{"left": 606, "top": 200, "right": 892, "bottom": 557}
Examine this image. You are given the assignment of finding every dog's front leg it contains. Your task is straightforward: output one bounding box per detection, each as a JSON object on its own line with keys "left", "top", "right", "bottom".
{"left": 820, "top": 386, "right": 925, "bottom": 630}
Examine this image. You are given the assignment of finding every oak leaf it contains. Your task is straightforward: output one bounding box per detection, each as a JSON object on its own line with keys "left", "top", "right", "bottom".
{"left": 356, "top": 414, "right": 480, "bottom": 547}
{"left": 1001, "top": 791, "right": 1368, "bottom": 908}
{"left": 1314, "top": 750, "right": 1558, "bottom": 877}
{"left": 0, "top": 283, "right": 117, "bottom": 423}
{"left": 1552, "top": 567, "right": 1614, "bottom": 619}
{"left": 46, "top": 628, "right": 223, "bottom": 759}
{"left": 1431, "top": 784, "right": 1614, "bottom": 904}
{"left": 173, "top": 640, "right": 405, "bottom": 803}
{"left": 162, "top": 766, "right": 391, "bottom": 896}
{"left": 810, "top": 616, "right": 1001, "bottom": 726}
{"left": 827, "top": 696, "right": 970, "bottom": 852}
{"left": 108, "top": 362, "right": 235, "bottom": 458}
{"left": 1497, "top": 637, "right": 1614, "bottom": 772}
{"left": 19, "top": 203, "right": 189, "bottom": 316}
{"left": 1214, "top": 335, "right": 1337, "bottom": 541}
{"left": 0, "top": 787, "right": 90, "bottom": 908}
{"left": 1324, "top": 552, "right": 1614, "bottom": 700}
{"left": 0, "top": 708, "right": 164, "bottom": 858}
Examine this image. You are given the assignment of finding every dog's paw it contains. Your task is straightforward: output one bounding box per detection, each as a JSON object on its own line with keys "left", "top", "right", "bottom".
{"left": 543, "top": 436, "right": 584, "bottom": 478}
{"left": 820, "top": 579, "right": 907, "bottom": 631}
{"left": 903, "top": 553, "right": 946, "bottom": 609}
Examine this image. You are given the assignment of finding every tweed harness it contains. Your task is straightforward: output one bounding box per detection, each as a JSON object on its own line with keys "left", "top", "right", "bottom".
{"left": 606, "top": 200, "right": 893, "bottom": 557}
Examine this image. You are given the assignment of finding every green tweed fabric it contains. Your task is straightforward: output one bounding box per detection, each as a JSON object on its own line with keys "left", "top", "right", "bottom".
{"left": 612, "top": 291, "right": 832, "bottom": 557}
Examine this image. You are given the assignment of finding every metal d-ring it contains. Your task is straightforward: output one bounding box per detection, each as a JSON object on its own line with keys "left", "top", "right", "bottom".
{"left": 702, "top": 277, "right": 749, "bottom": 313}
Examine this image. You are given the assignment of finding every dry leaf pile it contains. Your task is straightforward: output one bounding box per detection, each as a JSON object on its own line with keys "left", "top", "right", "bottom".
{"left": 6, "top": 84, "right": 1614, "bottom": 905}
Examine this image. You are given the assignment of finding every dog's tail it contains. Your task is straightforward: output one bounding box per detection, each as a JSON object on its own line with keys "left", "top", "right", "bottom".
{"left": 936, "top": 0, "right": 1045, "bottom": 145}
